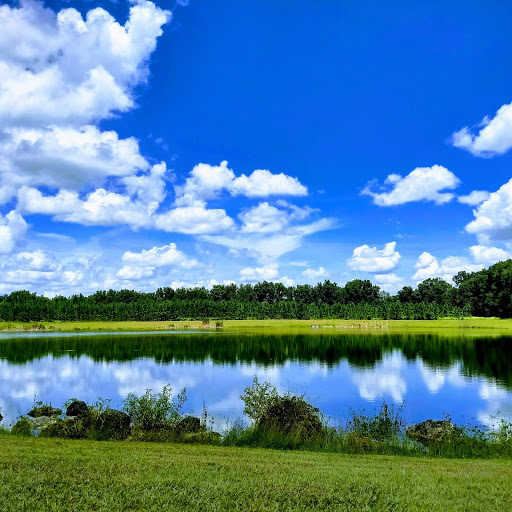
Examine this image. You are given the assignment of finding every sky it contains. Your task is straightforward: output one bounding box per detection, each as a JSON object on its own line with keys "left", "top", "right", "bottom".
{"left": 1, "top": 0, "right": 512, "bottom": 296}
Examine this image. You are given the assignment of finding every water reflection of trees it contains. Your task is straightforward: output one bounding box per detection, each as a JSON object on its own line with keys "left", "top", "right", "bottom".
{"left": 1, "top": 333, "right": 511, "bottom": 388}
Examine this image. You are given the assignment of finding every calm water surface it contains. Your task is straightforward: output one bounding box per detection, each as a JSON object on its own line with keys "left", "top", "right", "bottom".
{"left": 1, "top": 331, "right": 511, "bottom": 429}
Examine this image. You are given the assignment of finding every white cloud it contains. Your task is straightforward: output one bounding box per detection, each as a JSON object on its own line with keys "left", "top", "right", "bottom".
{"left": 412, "top": 252, "right": 483, "bottom": 282}
{"left": 301, "top": 267, "right": 328, "bottom": 280}
{"left": 374, "top": 273, "right": 403, "bottom": 285}
{"left": 0, "top": 210, "right": 27, "bottom": 253}
{"left": 0, "top": 125, "right": 149, "bottom": 191}
{"left": 16, "top": 250, "right": 59, "bottom": 271}
{"left": 5, "top": 269, "right": 58, "bottom": 283}
{"left": 363, "top": 165, "right": 459, "bottom": 206}
{"left": 469, "top": 245, "right": 511, "bottom": 264}
{"left": 451, "top": 102, "right": 512, "bottom": 157}
{"left": 457, "top": 190, "right": 490, "bottom": 206}
{"left": 175, "top": 161, "right": 308, "bottom": 207}
{"left": 116, "top": 266, "right": 154, "bottom": 280}
{"left": 154, "top": 206, "right": 234, "bottom": 234}
{"left": 230, "top": 169, "right": 307, "bottom": 198}
{"left": 203, "top": 218, "right": 336, "bottom": 263}
{"left": 348, "top": 242, "right": 400, "bottom": 273}
{"left": 121, "top": 243, "right": 199, "bottom": 269}
{"left": 0, "top": 1, "right": 170, "bottom": 129}
{"left": 239, "top": 202, "right": 291, "bottom": 233}
{"left": 466, "top": 179, "right": 512, "bottom": 241}
{"left": 240, "top": 264, "right": 279, "bottom": 282}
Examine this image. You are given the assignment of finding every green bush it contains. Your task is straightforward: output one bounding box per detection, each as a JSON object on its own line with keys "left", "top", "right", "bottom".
{"left": 11, "top": 417, "right": 32, "bottom": 437}
{"left": 40, "top": 418, "right": 88, "bottom": 439}
{"left": 123, "top": 385, "right": 187, "bottom": 431}
{"left": 347, "top": 402, "right": 404, "bottom": 442}
{"left": 89, "top": 409, "right": 131, "bottom": 441}
{"left": 240, "top": 377, "right": 279, "bottom": 421}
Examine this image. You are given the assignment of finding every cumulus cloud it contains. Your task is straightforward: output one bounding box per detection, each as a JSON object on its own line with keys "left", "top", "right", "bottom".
{"left": 121, "top": 243, "right": 199, "bottom": 269}
{"left": 0, "top": 1, "right": 170, "bottom": 129}
{"left": 240, "top": 264, "right": 279, "bottom": 282}
{"left": 451, "top": 102, "right": 512, "bottom": 157}
{"left": 154, "top": 206, "right": 234, "bottom": 234}
{"left": 374, "top": 273, "right": 403, "bottom": 285}
{"left": 412, "top": 252, "right": 483, "bottom": 282}
{"left": 457, "top": 190, "right": 490, "bottom": 206}
{"left": 230, "top": 169, "right": 307, "bottom": 198}
{"left": 301, "top": 267, "right": 328, "bottom": 280}
{"left": 469, "top": 245, "right": 511, "bottom": 264}
{"left": 465, "top": 179, "right": 512, "bottom": 241}
{"left": 16, "top": 250, "right": 59, "bottom": 271}
{"left": 348, "top": 242, "right": 400, "bottom": 273}
{"left": 0, "top": 210, "right": 27, "bottom": 253}
{"left": 363, "top": 165, "right": 459, "bottom": 206}
{"left": 175, "top": 161, "right": 308, "bottom": 207}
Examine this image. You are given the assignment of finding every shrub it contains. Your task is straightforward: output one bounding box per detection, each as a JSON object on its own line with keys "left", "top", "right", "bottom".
{"left": 11, "top": 417, "right": 32, "bottom": 436}
{"left": 28, "top": 401, "right": 62, "bottom": 418}
{"left": 257, "top": 396, "right": 324, "bottom": 440}
{"left": 347, "top": 402, "right": 404, "bottom": 442}
{"left": 89, "top": 409, "right": 131, "bottom": 441}
{"left": 40, "top": 418, "right": 88, "bottom": 439}
{"left": 241, "top": 377, "right": 280, "bottom": 421}
{"left": 123, "top": 385, "right": 187, "bottom": 431}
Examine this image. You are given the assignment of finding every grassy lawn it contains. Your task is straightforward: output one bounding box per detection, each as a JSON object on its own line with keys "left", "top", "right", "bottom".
{"left": 1, "top": 436, "right": 511, "bottom": 511}
{"left": 2, "top": 317, "right": 512, "bottom": 335}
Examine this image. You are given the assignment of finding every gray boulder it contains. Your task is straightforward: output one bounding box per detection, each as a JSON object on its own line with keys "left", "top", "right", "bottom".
{"left": 26, "top": 415, "right": 58, "bottom": 430}
{"left": 406, "top": 419, "right": 461, "bottom": 446}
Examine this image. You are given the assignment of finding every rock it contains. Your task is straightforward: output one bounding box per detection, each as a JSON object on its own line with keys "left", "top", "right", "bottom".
{"left": 66, "top": 400, "right": 89, "bottom": 418}
{"left": 26, "top": 415, "right": 58, "bottom": 430}
{"left": 28, "top": 406, "right": 62, "bottom": 418}
{"left": 0, "top": 412, "right": 3, "bottom": 423}
{"left": 176, "top": 416, "right": 202, "bottom": 434}
{"left": 406, "top": 419, "right": 461, "bottom": 446}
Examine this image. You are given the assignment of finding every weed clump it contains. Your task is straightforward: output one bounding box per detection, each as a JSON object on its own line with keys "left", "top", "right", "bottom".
{"left": 11, "top": 418, "right": 32, "bottom": 437}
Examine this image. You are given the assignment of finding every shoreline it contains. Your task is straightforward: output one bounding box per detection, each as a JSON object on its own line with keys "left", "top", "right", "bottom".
{"left": 2, "top": 317, "right": 512, "bottom": 335}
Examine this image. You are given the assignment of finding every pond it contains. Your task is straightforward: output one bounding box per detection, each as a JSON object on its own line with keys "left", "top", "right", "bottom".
{"left": 1, "top": 331, "right": 511, "bottom": 429}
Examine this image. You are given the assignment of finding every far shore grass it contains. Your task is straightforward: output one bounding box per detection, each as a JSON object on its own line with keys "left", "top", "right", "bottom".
{"left": 1, "top": 436, "right": 511, "bottom": 511}
{"left": 2, "top": 317, "right": 512, "bottom": 335}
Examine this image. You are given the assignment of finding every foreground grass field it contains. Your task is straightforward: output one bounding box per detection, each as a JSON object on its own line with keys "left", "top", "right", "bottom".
{"left": 2, "top": 317, "right": 512, "bottom": 335}
{"left": 1, "top": 436, "right": 511, "bottom": 511}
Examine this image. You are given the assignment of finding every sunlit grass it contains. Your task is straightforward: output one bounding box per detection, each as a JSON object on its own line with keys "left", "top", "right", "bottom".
{"left": 2, "top": 317, "right": 512, "bottom": 335}
{"left": 1, "top": 436, "right": 512, "bottom": 511}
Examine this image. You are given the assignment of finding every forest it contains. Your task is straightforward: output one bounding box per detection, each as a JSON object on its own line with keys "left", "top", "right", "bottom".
{"left": 0, "top": 260, "right": 511, "bottom": 322}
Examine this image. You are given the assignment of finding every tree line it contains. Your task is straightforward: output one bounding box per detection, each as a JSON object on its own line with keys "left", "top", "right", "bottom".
{"left": 1, "top": 259, "right": 511, "bottom": 321}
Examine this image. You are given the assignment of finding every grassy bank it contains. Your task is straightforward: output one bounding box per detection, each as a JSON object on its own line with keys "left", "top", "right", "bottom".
{"left": 2, "top": 317, "right": 512, "bottom": 335}
{"left": 0, "top": 436, "right": 511, "bottom": 512}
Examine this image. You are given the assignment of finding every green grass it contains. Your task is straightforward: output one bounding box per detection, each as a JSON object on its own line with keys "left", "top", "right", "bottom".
{"left": 1, "top": 436, "right": 511, "bottom": 511}
{"left": 2, "top": 317, "right": 512, "bottom": 335}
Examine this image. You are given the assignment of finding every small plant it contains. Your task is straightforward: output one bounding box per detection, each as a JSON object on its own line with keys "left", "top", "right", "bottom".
{"left": 241, "top": 377, "right": 280, "bottom": 421}
{"left": 11, "top": 417, "right": 32, "bottom": 436}
{"left": 215, "top": 321, "right": 223, "bottom": 328}
{"left": 123, "top": 385, "right": 187, "bottom": 431}
{"left": 202, "top": 318, "right": 210, "bottom": 325}
{"left": 347, "top": 401, "right": 405, "bottom": 442}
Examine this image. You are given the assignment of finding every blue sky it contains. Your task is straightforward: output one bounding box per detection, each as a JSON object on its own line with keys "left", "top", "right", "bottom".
{"left": 1, "top": 0, "right": 512, "bottom": 295}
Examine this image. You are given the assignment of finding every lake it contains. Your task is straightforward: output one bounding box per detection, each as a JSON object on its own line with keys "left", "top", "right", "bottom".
{"left": 1, "top": 331, "right": 511, "bottom": 430}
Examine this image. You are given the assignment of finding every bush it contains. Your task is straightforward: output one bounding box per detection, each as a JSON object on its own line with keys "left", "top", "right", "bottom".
{"left": 40, "top": 418, "right": 88, "bottom": 439}
{"left": 123, "top": 385, "right": 187, "bottom": 431}
{"left": 347, "top": 402, "right": 404, "bottom": 442}
{"left": 89, "top": 409, "right": 131, "bottom": 441}
{"left": 11, "top": 417, "right": 32, "bottom": 436}
{"left": 241, "top": 377, "right": 279, "bottom": 422}
{"left": 257, "top": 396, "right": 324, "bottom": 440}
{"left": 28, "top": 402, "right": 62, "bottom": 418}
